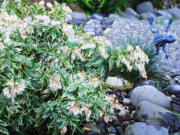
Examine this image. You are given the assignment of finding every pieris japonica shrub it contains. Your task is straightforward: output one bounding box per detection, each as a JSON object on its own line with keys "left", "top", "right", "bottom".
{"left": 0, "top": 0, "right": 149, "bottom": 134}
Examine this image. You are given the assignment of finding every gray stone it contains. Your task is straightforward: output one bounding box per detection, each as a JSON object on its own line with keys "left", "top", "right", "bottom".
{"left": 125, "top": 8, "right": 139, "bottom": 17}
{"left": 137, "top": 1, "right": 154, "bottom": 14}
{"left": 84, "top": 123, "right": 101, "bottom": 134}
{"left": 168, "top": 84, "right": 180, "bottom": 95}
{"left": 86, "top": 28, "right": 95, "bottom": 32}
{"left": 125, "top": 122, "right": 169, "bottom": 135}
{"left": 71, "top": 19, "right": 86, "bottom": 26}
{"left": 71, "top": 12, "right": 87, "bottom": 21}
{"left": 91, "top": 13, "right": 104, "bottom": 21}
{"left": 140, "top": 80, "right": 162, "bottom": 90}
{"left": 104, "top": 18, "right": 114, "bottom": 25}
{"left": 135, "top": 101, "right": 173, "bottom": 127}
{"left": 87, "top": 19, "right": 101, "bottom": 25}
{"left": 174, "top": 132, "right": 180, "bottom": 135}
{"left": 96, "top": 27, "right": 103, "bottom": 36}
{"left": 130, "top": 85, "right": 171, "bottom": 108}
{"left": 87, "top": 31, "right": 96, "bottom": 36}
{"left": 108, "top": 14, "right": 120, "bottom": 21}
{"left": 108, "top": 126, "right": 117, "bottom": 134}
{"left": 123, "top": 98, "right": 131, "bottom": 104}
{"left": 84, "top": 25, "right": 96, "bottom": 30}
{"left": 141, "top": 12, "right": 155, "bottom": 20}
{"left": 168, "top": 8, "right": 180, "bottom": 19}
{"left": 155, "top": 10, "right": 172, "bottom": 18}
{"left": 118, "top": 12, "right": 127, "bottom": 17}
{"left": 127, "top": 15, "right": 139, "bottom": 21}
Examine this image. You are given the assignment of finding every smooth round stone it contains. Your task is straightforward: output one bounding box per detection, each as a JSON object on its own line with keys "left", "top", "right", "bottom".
{"left": 168, "top": 8, "right": 180, "bottom": 19}
{"left": 135, "top": 101, "right": 179, "bottom": 128}
{"left": 123, "top": 98, "right": 131, "bottom": 104}
{"left": 85, "top": 28, "right": 96, "bottom": 32}
{"left": 168, "top": 84, "right": 180, "bottom": 95}
{"left": 71, "top": 12, "right": 87, "bottom": 21}
{"left": 112, "top": 120, "right": 121, "bottom": 125}
{"left": 87, "top": 31, "right": 96, "bottom": 36}
{"left": 87, "top": 19, "right": 101, "bottom": 25}
{"left": 84, "top": 24, "right": 95, "bottom": 29}
{"left": 91, "top": 13, "right": 104, "bottom": 21}
{"left": 103, "top": 18, "right": 114, "bottom": 25}
{"left": 125, "top": 8, "right": 139, "bottom": 17}
{"left": 125, "top": 122, "right": 169, "bottom": 135}
{"left": 130, "top": 85, "right": 171, "bottom": 108}
{"left": 96, "top": 27, "right": 103, "bottom": 35}
{"left": 137, "top": 1, "right": 154, "bottom": 14}
{"left": 108, "top": 126, "right": 117, "bottom": 134}
{"left": 71, "top": 19, "right": 86, "bottom": 26}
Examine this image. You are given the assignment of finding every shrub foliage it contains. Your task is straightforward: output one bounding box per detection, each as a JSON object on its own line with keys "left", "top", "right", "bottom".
{"left": 0, "top": 0, "right": 149, "bottom": 134}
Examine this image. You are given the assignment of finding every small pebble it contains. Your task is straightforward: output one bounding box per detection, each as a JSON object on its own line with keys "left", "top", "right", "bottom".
{"left": 123, "top": 98, "right": 131, "bottom": 104}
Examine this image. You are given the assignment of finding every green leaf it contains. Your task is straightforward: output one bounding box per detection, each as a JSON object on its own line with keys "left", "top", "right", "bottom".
{"left": 98, "top": 64, "right": 105, "bottom": 75}
{"left": 0, "top": 127, "right": 9, "bottom": 135}
{"left": 0, "top": 120, "right": 8, "bottom": 127}
{"left": 108, "top": 58, "right": 114, "bottom": 71}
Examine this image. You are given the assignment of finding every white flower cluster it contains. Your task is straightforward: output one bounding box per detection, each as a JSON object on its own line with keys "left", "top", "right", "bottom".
{"left": 77, "top": 71, "right": 100, "bottom": 88}
{"left": 49, "top": 75, "right": 62, "bottom": 91}
{"left": 127, "top": 45, "right": 149, "bottom": 78}
{"left": 62, "top": 4, "right": 72, "bottom": 21}
{"left": 3, "top": 80, "right": 26, "bottom": 101}
{"left": 93, "top": 36, "right": 112, "bottom": 59}
{"left": 62, "top": 24, "right": 75, "bottom": 41}
{"left": 0, "top": 12, "right": 29, "bottom": 43}
{"left": 105, "top": 95, "right": 126, "bottom": 120}
{"left": 80, "top": 43, "right": 96, "bottom": 50}
{"left": 106, "top": 76, "right": 133, "bottom": 91}
{"left": 88, "top": 77, "right": 100, "bottom": 88}
{"left": 0, "top": 42, "right": 5, "bottom": 50}
{"left": 71, "top": 48, "right": 85, "bottom": 62}
{"left": 67, "top": 102, "right": 92, "bottom": 121}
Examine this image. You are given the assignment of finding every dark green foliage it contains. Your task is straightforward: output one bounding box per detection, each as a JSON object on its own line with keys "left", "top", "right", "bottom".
{"left": 62, "top": 0, "right": 131, "bottom": 13}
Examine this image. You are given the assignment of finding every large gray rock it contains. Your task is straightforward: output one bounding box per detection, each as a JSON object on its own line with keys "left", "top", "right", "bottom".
{"left": 141, "top": 12, "right": 155, "bottom": 20}
{"left": 71, "top": 12, "right": 87, "bottom": 21}
{"left": 137, "top": 1, "right": 154, "bottom": 14}
{"left": 71, "top": 19, "right": 86, "bottom": 26}
{"left": 125, "top": 8, "right": 139, "bottom": 18}
{"left": 130, "top": 85, "right": 171, "bottom": 108}
{"left": 155, "top": 10, "right": 172, "bottom": 19}
{"left": 124, "top": 122, "right": 169, "bottom": 135}
{"left": 168, "top": 84, "right": 180, "bottom": 95}
{"left": 70, "top": 12, "right": 87, "bottom": 26}
{"left": 168, "top": 8, "right": 180, "bottom": 19}
{"left": 135, "top": 101, "right": 180, "bottom": 130}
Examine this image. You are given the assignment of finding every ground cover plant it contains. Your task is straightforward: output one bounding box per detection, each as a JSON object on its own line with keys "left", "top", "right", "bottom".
{"left": 0, "top": 0, "right": 149, "bottom": 134}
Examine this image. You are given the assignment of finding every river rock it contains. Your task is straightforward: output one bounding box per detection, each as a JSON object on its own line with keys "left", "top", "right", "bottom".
{"left": 130, "top": 85, "right": 171, "bottom": 108}
{"left": 125, "top": 8, "right": 139, "bottom": 18}
{"left": 141, "top": 12, "right": 155, "bottom": 20}
{"left": 155, "top": 10, "right": 172, "bottom": 19}
{"left": 125, "top": 122, "right": 169, "bottom": 135}
{"left": 135, "top": 101, "right": 180, "bottom": 130}
{"left": 71, "top": 12, "right": 87, "bottom": 26}
{"left": 71, "top": 12, "right": 87, "bottom": 21}
{"left": 91, "top": 13, "right": 104, "bottom": 22}
{"left": 168, "top": 84, "right": 180, "bottom": 95}
{"left": 137, "top": 1, "right": 154, "bottom": 14}
{"left": 168, "top": 8, "right": 180, "bottom": 19}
